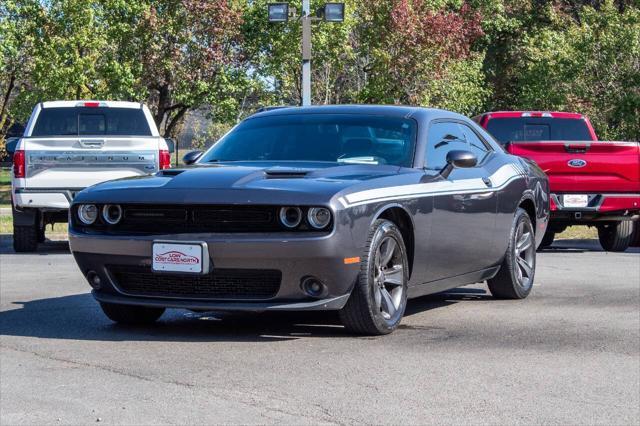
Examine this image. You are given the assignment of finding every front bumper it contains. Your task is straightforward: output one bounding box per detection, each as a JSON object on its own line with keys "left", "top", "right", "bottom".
{"left": 69, "top": 230, "right": 361, "bottom": 311}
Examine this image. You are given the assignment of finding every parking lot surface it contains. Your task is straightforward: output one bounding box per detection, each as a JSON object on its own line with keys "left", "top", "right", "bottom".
{"left": 1, "top": 237, "right": 638, "bottom": 425}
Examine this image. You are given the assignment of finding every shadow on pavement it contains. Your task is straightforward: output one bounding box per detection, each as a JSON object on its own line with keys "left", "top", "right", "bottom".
{"left": 0, "top": 234, "right": 70, "bottom": 255}
{"left": 540, "top": 238, "right": 640, "bottom": 254}
{"left": 0, "top": 289, "right": 491, "bottom": 342}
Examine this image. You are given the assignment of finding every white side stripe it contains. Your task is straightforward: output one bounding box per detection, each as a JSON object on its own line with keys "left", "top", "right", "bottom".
{"left": 339, "top": 164, "right": 522, "bottom": 208}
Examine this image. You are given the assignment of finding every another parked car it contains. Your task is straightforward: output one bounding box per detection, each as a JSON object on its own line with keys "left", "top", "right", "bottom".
{"left": 11, "top": 101, "right": 173, "bottom": 252}
{"left": 69, "top": 106, "right": 549, "bottom": 335}
{"left": 474, "top": 111, "right": 640, "bottom": 252}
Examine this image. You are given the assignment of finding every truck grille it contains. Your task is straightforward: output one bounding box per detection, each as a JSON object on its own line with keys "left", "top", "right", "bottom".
{"left": 108, "top": 265, "right": 281, "bottom": 300}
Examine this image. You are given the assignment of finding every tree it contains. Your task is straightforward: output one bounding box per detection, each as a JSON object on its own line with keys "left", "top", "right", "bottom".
{"left": 111, "top": 0, "right": 248, "bottom": 136}
{"left": 511, "top": 0, "right": 640, "bottom": 140}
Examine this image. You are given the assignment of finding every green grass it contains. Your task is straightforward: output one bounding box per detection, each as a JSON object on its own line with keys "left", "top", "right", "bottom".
{"left": 0, "top": 167, "right": 10, "bottom": 206}
{"left": 557, "top": 225, "right": 598, "bottom": 240}
{"left": 0, "top": 213, "right": 67, "bottom": 236}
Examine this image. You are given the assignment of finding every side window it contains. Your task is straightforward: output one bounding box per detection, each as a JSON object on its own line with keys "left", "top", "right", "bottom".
{"left": 459, "top": 123, "right": 491, "bottom": 162}
{"left": 425, "top": 122, "right": 468, "bottom": 170}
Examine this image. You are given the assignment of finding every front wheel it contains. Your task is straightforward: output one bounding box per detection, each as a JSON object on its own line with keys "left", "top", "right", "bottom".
{"left": 100, "top": 302, "right": 165, "bottom": 325}
{"left": 339, "top": 219, "right": 408, "bottom": 335}
{"left": 488, "top": 208, "right": 536, "bottom": 299}
{"left": 598, "top": 221, "right": 633, "bottom": 252}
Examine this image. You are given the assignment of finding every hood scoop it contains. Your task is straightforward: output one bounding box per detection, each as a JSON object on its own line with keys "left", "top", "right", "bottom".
{"left": 263, "top": 168, "right": 311, "bottom": 179}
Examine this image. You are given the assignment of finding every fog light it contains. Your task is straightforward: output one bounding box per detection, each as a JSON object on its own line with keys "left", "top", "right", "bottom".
{"left": 87, "top": 271, "right": 102, "bottom": 290}
{"left": 301, "top": 276, "right": 327, "bottom": 298}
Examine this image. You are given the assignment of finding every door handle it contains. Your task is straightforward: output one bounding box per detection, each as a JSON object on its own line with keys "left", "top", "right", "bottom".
{"left": 482, "top": 177, "right": 493, "bottom": 187}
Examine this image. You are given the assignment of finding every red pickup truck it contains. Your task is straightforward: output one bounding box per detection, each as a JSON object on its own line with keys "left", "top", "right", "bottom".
{"left": 474, "top": 111, "right": 640, "bottom": 251}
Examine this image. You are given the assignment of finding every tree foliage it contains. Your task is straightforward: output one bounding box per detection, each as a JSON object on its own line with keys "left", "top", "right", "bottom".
{"left": 1, "top": 0, "right": 639, "bottom": 142}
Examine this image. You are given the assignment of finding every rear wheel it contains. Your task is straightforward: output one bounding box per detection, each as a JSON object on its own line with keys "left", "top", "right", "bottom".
{"left": 631, "top": 222, "right": 640, "bottom": 247}
{"left": 13, "top": 224, "right": 38, "bottom": 253}
{"left": 339, "top": 219, "right": 408, "bottom": 335}
{"left": 598, "top": 221, "right": 633, "bottom": 252}
{"left": 100, "top": 302, "right": 165, "bottom": 325}
{"left": 488, "top": 208, "right": 536, "bottom": 299}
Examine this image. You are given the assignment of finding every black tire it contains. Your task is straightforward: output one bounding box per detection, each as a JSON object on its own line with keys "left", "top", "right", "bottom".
{"left": 339, "top": 219, "right": 409, "bottom": 335}
{"left": 631, "top": 222, "right": 640, "bottom": 248}
{"left": 100, "top": 302, "right": 165, "bottom": 325}
{"left": 538, "top": 229, "right": 555, "bottom": 249}
{"left": 598, "top": 221, "right": 633, "bottom": 252}
{"left": 13, "top": 225, "right": 38, "bottom": 253}
{"left": 488, "top": 208, "right": 536, "bottom": 299}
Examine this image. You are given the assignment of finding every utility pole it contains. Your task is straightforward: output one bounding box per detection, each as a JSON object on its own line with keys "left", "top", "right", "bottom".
{"left": 301, "top": 0, "right": 312, "bottom": 106}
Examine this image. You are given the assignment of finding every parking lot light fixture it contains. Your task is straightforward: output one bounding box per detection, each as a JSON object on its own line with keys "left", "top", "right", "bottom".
{"left": 268, "top": 3, "right": 290, "bottom": 22}
{"left": 323, "top": 3, "right": 345, "bottom": 22}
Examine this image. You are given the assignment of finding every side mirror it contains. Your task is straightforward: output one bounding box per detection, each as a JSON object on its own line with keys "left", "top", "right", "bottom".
{"left": 441, "top": 150, "right": 477, "bottom": 178}
{"left": 164, "top": 138, "right": 176, "bottom": 154}
{"left": 182, "top": 150, "right": 203, "bottom": 165}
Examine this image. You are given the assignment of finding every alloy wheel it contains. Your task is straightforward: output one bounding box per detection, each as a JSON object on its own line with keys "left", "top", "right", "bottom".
{"left": 372, "top": 236, "right": 405, "bottom": 320}
{"left": 514, "top": 221, "right": 535, "bottom": 288}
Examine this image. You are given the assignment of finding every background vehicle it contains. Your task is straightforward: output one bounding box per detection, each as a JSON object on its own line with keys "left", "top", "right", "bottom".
{"left": 474, "top": 111, "right": 640, "bottom": 252}
{"left": 11, "top": 101, "right": 173, "bottom": 252}
{"left": 69, "top": 106, "right": 549, "bottom": 335}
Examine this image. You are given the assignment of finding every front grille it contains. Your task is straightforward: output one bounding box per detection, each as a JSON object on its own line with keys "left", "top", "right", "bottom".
{"left": 108, "top": 265, "right": 281, "bottom": 300}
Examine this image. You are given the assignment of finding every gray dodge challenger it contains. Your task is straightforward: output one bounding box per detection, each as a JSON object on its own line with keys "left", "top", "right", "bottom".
{"left": 69, "top": 105, "right": 550, "bottom": 335}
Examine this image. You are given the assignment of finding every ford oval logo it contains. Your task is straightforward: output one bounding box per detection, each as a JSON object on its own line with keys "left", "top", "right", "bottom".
{"left": 568, "top": 159, "right": 587, "bottom": 168}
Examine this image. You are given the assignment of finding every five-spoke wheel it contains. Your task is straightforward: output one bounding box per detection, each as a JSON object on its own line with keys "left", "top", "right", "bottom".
{"left": 340, "top": 219, "right": 408, "bottom": 335}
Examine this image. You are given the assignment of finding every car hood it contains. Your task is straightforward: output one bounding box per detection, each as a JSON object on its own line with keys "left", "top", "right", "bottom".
{"left": 75, "top": 163, "right": 412, "bottom": 206}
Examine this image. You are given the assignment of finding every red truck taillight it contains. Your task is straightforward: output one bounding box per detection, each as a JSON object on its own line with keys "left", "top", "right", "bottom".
{"left": 159, "top": 149, "right": 171, "bottom": 170}
{"left": 13, "top": 150, "right": 25, "bottom": 178}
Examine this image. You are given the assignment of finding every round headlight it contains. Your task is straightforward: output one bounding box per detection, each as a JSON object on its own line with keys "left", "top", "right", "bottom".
{"left": 77, "top": 204, "right": 98, "bottom": 225}
{"left": 307, "top": 207, "right": 331, "bottom": 229}
{"left": 102, "top": 204, "right": 122, "bottom": 225}
{"left": 279, "top": 207, "right": 302, "bottom": 228}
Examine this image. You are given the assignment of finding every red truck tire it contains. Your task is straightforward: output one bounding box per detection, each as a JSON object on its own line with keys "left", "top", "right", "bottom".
{"left": 597, "top": 221, "right": 634, "bottom": 252}
{"left": 631, "top": 222, "right": 640, "bottom": 247}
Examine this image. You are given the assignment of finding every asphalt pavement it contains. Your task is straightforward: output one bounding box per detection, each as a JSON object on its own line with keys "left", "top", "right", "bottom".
{"left": 1, "top": 237, "right": 638, "bottom": 425}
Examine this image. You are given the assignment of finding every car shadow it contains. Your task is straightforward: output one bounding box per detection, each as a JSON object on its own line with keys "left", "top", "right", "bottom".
{"left": 540, "top": 238, "right": 640, "bottom": 254}
{"left": 0, "top": 289, "right": 488, "bottom": 342}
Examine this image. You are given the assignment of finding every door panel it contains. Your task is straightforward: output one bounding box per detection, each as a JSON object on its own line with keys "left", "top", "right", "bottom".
{"left": 421, "top": 120, "right": 498, "bottom": 282}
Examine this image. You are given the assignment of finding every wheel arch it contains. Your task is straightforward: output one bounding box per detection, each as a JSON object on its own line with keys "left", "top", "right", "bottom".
{"left": 518, "top": 195, "right": 537, "bottom": 230}
{"left": 371, "top": 204, "right": 415, "bottom": 278}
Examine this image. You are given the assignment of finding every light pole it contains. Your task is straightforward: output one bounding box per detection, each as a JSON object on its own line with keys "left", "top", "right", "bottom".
{"left": 268, "top": 2, "right": 345, "bottom": 107}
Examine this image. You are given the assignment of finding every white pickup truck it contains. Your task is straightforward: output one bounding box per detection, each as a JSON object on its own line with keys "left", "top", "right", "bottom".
{"left": 11, "top": 100, "right": 172, "bottom": 252}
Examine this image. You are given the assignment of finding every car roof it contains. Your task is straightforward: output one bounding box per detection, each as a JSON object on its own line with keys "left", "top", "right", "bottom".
{"left": 248, "top": 105, "right": 469, "bottom": 122}
{"left": 477, "top": 111, "right": 584, "bottom": 119}
{"left": 41, "top": 100, "right": 143, "bottom": 109}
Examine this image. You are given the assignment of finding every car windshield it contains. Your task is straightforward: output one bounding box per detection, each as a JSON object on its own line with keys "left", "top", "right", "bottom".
{"left": 200, "top": 113, "right": 417, "bottom": 167}
{"left": 31, "top": 107, "right": 152, "bottom": 137}
{"left": 486, "top": 117, "right": 592, "bottom": 144}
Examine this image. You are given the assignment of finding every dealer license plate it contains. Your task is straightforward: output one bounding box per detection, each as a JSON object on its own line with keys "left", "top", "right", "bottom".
{"left": 152, "top": 242, "right": 206, "bottom": 274}
{"left": 563, "top": 194, "right": 589, "bottom": 208}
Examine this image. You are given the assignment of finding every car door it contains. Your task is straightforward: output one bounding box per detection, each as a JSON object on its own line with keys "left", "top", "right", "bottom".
{"left": 422, "top": 120, "right": 498, "bottom": 282}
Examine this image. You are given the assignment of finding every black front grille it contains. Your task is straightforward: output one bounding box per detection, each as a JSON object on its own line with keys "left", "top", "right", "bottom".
{"left": 115, "top": 205, "right": 279, "bottom": 234}
{"left": 109, "top": 265, "right": 281, "bottom": 300}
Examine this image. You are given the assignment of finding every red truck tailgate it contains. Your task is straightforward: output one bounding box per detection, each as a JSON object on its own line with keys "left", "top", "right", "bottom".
{"left": 507, "top": 141, "right": 640, "bottom": 193}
